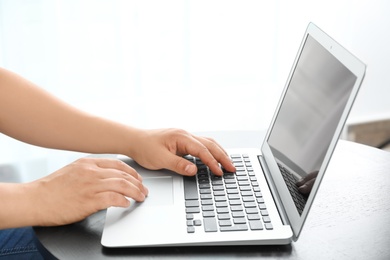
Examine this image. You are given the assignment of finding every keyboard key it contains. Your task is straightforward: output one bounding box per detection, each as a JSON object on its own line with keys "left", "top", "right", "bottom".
{"left": 232, "top": 211, "right": 245, "bottom": 218}
{"left": 236, "top": 176, "right": 248, "bottom": 181}
{"left": 203, "top": 218, "right": 218, "bottom": 232}
{"left": 259, "top": 203, "right": 267, "bottom": 210}
{"left": 233, "top": 162, "right": 244, "bottom": 167}
{"left": 247, "top": 214, "right": 261, "bottom": 220}
{"left": 260, "top": 210, "right": 269, "bottom": 216}
{"left": 231, "top": 205, "right": 244, "bottom": 211}
{"left": 201, "top": 199, "right": 213, "bottom": 205}
{"left": 226, "top": 189, "right": 239, "bottom": 194}
{"left": 183, "top": 176, "right": 198, "bottom": 200}
{"left": 233, "top": 218, "right": 247, "bottom": 224}
{"left": 187, "top": 226, "right": 195, "bottom": 233}
{"left": 203, "top": 211, "right": 216, "bottom": 217}
{"left": 242, "top": 196, "right": 255, "bottom": 202}
{"left": 226, "top": 184, "right": 238, "bottom": 189}
{"left": 241, "top": 191, "right": 253, "bottom": 196}
{"left": 186, "top": 207, "right": 200, "bottom": 214}
{"left": 228, "top": 194, "right": 240, "bottom": 200}
{"left": 223, "top": 174, "right": 235, "bottom": 180}
{"left": 257, "top": 198, "right": 265, "bottom": 203}
{"left": 214, "top": 196, "right": 227, "bottom": 202}
{"left": 218, "top": 214, "right": 231, "bottom": 220}
{"left": 244, "top": 202, "right": 257, "bottom": 208}
{"left": 198, "top": 178, "right": 209, "bottom": 184}
{"left": 224, "top": 179, "right": 236, "bottom": 184}
{"left": 212, "top": 180, "right": 223, "bottom": 185}
{"left": 229, "top": 200, "right": 242, "bottom": 206}
{"left": 249, "top": 220, "right": 263, "bottom": 230}
{"left": 199, "top": 183, "right": 211, "bottom": 189}
{"left": 185, "top": 200, "right": 200, "bottom": 207}
{"left": 215, "top": 202, "right": 228, "bottom": 208}
{"left": 265, "top": 223, "right": 273, "bottom": 230}
{"left": 213, "top": 190, "right": 225, "bottom": 196}
{"left": 212, "top": 186, "right": 225, "bottom": 191}
{"left": 245, "top": 208, "right": 258, "bottom": 214}
{"left": 216, "top": 207, "right": 229, "bottom": 214}
{"left": 194, "top": 220, "right": 202, "bottom": 226}
{"left": 238, "top": 181, "right": 250, "bottom": 186}
{"left": 263, "top": 216, "right": 271, "bottom": 223}
{"left": 200, "top": 194, "right": 213, "bottom": 200}
{"left": 202, "top": 205, "right": 214, "bottom": 211}
{"left": 220, "top": 224, "right": 248, "bottom": 232}
{"left": 254, "top": 191, "right": 262, "bottom": 197}
{"left": 219, "top": 220, "right": 232, "bottom": 226}
{"left": 200, "top": 189, "right": 211, "bottom": 194}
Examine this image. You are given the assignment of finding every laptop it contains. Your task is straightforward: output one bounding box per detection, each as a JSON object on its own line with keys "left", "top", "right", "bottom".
{"left": 101, "top": 22, "right": 366, "bottom": 247}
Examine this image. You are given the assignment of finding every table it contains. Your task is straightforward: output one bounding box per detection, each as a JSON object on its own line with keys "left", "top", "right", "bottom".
{"left": 31, "top": 131, "right": 390, "bottom": 259}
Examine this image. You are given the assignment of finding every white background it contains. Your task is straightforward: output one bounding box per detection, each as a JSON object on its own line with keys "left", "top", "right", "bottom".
{"left": 0, "top": 0, "right": 389, "bottom": 180}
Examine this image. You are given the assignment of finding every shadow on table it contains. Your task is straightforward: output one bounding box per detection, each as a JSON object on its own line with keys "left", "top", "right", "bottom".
{"left": 102, "top": 244, "right": 292, "bottom": 258}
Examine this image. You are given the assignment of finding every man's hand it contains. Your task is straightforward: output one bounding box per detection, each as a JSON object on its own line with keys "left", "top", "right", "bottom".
{"left": 27, "top": 158, "right": 148, "bottom": 227}
{"left": 128, "top": 128, "right": 236, "bottom": 176}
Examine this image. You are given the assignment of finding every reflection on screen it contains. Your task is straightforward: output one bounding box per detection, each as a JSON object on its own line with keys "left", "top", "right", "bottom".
{"left": 268, "top": 35, "right": 357, "bottom": 215}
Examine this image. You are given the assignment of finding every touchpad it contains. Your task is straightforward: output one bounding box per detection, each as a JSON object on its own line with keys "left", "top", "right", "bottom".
{"left": 142, "top": 176, "right": 174, "bottom": 206}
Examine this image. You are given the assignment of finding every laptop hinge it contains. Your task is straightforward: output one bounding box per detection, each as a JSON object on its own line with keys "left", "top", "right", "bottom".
{"left": 258, "top": 155, "right": 290, "bottom": 226}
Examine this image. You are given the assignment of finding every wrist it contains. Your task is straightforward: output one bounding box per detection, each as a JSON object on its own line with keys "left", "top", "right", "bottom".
{"left": 0, "top": 182, "right": 42, "bottom": 229}
{"left": 121, "top": 126, "right": 147, "bottom": 159}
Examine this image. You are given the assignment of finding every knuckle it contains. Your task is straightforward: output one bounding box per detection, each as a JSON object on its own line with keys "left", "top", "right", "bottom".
{"left": 116, "top": 178, "right": 130, "bottom": 189}
{"left": 103, "top": 192, "right": 123, "bottom": 207}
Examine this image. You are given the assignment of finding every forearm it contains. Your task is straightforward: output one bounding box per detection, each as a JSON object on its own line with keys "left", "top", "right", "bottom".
{"left": 0, "top": 183, "right": 39, "bottom": 229}
{"left": 0, "top": 67, "right": 140, "bottom": 156}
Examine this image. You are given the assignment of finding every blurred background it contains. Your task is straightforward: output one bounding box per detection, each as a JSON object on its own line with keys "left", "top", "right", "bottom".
{"left": 0, "top": 0, "right": 389, "bottom": 181}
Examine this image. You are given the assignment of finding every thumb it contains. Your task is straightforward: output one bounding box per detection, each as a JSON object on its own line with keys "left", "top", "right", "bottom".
{"left": 165, "top": 154, "right": 197, "bottom": 176}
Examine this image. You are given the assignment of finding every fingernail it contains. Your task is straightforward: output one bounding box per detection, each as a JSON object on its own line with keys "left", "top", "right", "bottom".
{"left": 185, "top": 164, "right": 197, "bottom": 175}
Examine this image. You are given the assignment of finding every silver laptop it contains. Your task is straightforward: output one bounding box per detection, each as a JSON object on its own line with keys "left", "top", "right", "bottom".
{"left": 101, "top": 23, "right": 366, "bottom": 247}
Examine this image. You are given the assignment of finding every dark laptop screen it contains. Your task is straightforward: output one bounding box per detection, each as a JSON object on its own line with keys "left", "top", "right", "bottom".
{"left": 268, "top": 34, "right": 357, "bottom": 215}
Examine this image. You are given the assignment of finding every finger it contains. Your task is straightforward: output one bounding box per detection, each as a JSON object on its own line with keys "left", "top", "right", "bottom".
{"left": 93, "top": 158, "right": 143, "bottom": 181}
{"left": 91, "top": 160, "right": 149, "bottom": 197}
{"left": 96, "top": 191, "right": 131, "bottom": 209}
{"left": 205, "top": 139, "right": 236, "bottom": 173}
{"left": 100, "top": 177, "right": 147, "bottom": 202}
{"left": 192, "top": 136, "right": 236, "bottom": 174}
{"left": 179, "top": 138, "right": 223, "bottom": 176}
{"left": 159, "top": 149, "right": 197, "bottom": 176}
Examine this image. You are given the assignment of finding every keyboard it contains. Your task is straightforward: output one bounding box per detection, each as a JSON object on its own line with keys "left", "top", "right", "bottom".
{"left": 183, "top": 154, "right": 273, "bottom": 233}
{"left": 278, "top": 163, "right": 307, "bottom": 215}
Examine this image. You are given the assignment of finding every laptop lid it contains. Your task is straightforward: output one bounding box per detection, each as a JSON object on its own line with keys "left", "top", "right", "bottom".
{"left": 261, "top": 23, "right": 366, "bottom": 241}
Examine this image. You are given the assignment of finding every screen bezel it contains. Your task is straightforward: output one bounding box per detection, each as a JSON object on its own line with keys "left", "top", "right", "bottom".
{"left": 261, "top": 23, "right": 366, "bottom": 241}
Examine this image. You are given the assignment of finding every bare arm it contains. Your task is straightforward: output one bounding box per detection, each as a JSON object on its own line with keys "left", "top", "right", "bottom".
{"left": 0, "top": 67, "right": 235, "bottom": 175}
{"left": 0, "top": 67, "right": 139, "bottom": 155}
{"left": 0, "top": 67, "right": 235, "bottom": 229}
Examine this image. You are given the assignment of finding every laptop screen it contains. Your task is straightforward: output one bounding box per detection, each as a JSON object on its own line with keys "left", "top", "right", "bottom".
{"left": 267, "top": 34, "right": 357, "bottom": 215}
